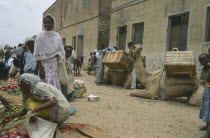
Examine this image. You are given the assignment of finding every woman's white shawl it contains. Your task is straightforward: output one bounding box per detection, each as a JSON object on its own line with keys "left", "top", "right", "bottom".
{"left": 33, "top": 30, "right": 65, "bottom": 62}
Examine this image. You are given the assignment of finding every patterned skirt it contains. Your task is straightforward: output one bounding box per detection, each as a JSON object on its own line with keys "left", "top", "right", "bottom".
{"left": 200, "top": 86, "right": 210, "bottom": 123}
{"left": 41, "top": 57, "right": 61, "bottom": 91}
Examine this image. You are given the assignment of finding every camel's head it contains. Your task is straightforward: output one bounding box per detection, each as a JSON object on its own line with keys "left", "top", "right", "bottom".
{"left": 133, "top": 44, "right": 143, "bottom": 55}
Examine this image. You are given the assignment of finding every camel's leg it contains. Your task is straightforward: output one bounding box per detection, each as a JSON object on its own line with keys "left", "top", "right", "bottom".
{"left": 78, "top": 66, "right": 81, "bottom": 75}
{"left": 130, "top": 89, "right": 157, "bottom": 100}
{"left": 188, "top": 84, "right": 203, "bottom": 106}
{"left": 130, "top": 71, "right": 163, "bottom": 100}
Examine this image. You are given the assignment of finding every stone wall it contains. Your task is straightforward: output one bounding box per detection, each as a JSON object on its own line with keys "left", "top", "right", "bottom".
{"left": 60, "top": 18, "right": 99, "bottom": 67}
{"left": 43, "top": 0, "right": 112, "bottom": 68}
{"left": 110, "top": 0, "right": 210, "bottom": 76}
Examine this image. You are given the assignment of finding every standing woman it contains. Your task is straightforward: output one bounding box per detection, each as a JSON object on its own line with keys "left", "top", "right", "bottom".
{"left": 34, "top": 15, "right": 65, "bottom": 90}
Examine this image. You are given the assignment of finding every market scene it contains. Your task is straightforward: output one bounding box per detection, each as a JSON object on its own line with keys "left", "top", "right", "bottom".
{"left": 0, "top": 0, "right": 210, "bottom": 137}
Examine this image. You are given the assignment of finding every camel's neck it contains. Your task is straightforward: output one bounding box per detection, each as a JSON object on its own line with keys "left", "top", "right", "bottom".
{"left": 135, "top": 54, "right": 150, "bottom": 86}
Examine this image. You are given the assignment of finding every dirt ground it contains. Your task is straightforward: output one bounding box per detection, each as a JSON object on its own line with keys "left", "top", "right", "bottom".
{"left": 69, "top": 72, "right": 204, "bottom": 138}
{"left": 0, "top": 72, "right": 205, "bottom": 138}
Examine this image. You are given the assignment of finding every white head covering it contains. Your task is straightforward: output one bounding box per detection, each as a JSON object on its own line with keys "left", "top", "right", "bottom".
{"left": 33, "top": 14, "right": 65, "bottom": 62}
{"left": 23, "top": 37, "right": 35, "bottom": 52}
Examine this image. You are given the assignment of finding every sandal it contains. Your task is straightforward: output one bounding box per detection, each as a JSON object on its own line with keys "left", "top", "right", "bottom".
{"left": 199, "top": 126, "right": 207, "bottom": 131}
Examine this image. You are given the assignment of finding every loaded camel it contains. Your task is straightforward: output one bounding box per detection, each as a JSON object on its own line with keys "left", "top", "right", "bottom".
{"left": 130, "top": 45, "right": 202, "bottom": 105}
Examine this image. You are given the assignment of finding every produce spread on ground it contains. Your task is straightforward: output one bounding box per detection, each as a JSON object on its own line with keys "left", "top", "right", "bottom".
{"left": 0, "top": 104, "right": 25, "bottom": 122}
{"left": 0, "top": 79, "right": 21, "bottom": 95}
{"left": 0, "top": 125, "right": 29, "bottom": 138}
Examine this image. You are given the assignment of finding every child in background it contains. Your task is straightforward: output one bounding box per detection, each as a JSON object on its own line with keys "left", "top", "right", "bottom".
{"left": 87, "top": 52, "right": 93, "bottom": 75}
{"left": 93, "top": 52, "right": 97, "bottom": 65}
{"left": 92, "top": 52, "right": 97, "bottom": 74}
{"left": 198, "top": 53, "right": 210, "bottom": 138}
{"left": 62, "top": 46, "right": 75, "bottom": 101}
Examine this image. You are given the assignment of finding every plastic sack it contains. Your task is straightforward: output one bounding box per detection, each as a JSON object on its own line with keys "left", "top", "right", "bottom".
{"left": 26, "top": 117, "right": 57, "bottom": 138}
{"left": 59, "top": 60, "right": 69, "bottom": 86}
{"left": 73, "top": 80, "right": 86, "bottom": 98}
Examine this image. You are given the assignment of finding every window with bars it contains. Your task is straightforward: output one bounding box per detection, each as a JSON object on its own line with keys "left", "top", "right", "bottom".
{"left": 83, "top": 0, "right": 88, "bottom": 8}
{"left": 205, "top": 7, "right": 210, "bottom": 42}
{"left": 64, "top": 4, "right": 71, "bottom": 19}
{"left": 132, "top": 22, "right": 144, "bottom": 45}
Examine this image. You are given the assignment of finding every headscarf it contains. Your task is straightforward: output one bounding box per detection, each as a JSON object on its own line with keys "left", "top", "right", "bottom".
{"left": 23, "top": 37, "right": 35, "bottom": 52}
{"left": 33, "top": 14, "right": 65, "bottom": 62}
{"left": 17, "top": 73, "right": 40, "bottom": 92}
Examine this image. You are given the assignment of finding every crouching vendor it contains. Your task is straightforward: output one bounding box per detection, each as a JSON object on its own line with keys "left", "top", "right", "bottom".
{"left": 2, "top": 73, "right": 71, "bottom": 125}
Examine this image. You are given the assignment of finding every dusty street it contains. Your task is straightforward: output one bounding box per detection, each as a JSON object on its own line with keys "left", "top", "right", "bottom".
{"left": 0, "top": 72, "right": 204, "bottom": 138}
{"left": 69, "top": 72, "right": 204, "bottom": 138}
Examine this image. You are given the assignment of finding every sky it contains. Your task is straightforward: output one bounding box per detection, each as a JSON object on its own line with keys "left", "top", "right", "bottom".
{"left": 0, "top": 0, "right": 56, "bottom": 47}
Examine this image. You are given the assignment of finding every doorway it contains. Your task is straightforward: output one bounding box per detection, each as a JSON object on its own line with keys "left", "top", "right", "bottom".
{"left": 62, "top": 38, "right": 66, "bottom": 46}
{"left": 77, "top": 36, "right": 84, "bottom": 57}
{"left": 72, "top": 36, "right": 77, "bottom": 50}
{"left": 167, "top": 12, "right": 189, "bottom": 51}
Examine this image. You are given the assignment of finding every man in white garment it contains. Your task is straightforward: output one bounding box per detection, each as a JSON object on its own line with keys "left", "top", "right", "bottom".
{"left": 128, "top": 42, "right": 137, "bottom": 89}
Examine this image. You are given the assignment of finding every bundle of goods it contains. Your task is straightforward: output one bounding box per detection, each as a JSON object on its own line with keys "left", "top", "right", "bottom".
{"left": 103, "top": 50, "right": 132, "bottom": 72}
{"left": 164, "top": 51, "right": 196, "bottom": 77}
{"left": 73, "top": 80, "right": 87, "bottom": 98}
{"left": 0, "top": 104, "right": 25, "bottom": 122}
{"left": 0, "top": 79, "right": 19, "bottom": 93}
{"left": 110, "top": 69, "right": 128, "bottom": 86}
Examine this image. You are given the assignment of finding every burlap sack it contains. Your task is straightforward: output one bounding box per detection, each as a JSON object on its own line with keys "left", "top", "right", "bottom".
{"left": 59, "top": 60, "right": 69, "bottom": 86}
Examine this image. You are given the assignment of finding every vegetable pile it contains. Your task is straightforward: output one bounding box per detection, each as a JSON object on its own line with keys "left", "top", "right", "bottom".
{"left": 0, "top": 126, "right": 29, "bottom": 138}
{"left": 0, "top": 79, "right": 21, "bottom": 95}
{"left": 7, "top": 89, "right": 21, "bottom": 95}
{"left": 0, "top": 79, "right": 19, "bottom": 92}
{"left": 0, "top": 104, "right": 25, "bottom": 122}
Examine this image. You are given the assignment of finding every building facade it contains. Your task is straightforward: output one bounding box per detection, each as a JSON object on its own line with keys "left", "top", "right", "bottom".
{"left": 44, "top": 0, "right": 210, "bottom": 74}
{"left": 43, "top": 0, "right": 112, "bottom": 67}
{"left": 110, "top": 0, "right": 210, "bottom": 74}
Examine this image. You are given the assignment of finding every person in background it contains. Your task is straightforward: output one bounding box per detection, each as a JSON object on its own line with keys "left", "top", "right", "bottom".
{"left": 17, "top": 44, "right": 22, "bottom": 48}
{"left": 127, "top": 42, "right": 137, "bottom": 89}
{"left": 8, "top": 57, "right": 20, "bottom": 78}
{"left": 3, "top": 54, "right": 10, "bottom": 68}
{"left": 94, "top": 49, "right": 99, "bottom": 58}
{"left": 87, "top": 52, "right": 93, "bottom": 75}
{"left": 8, "top": 54, "right": 16, "bottom": 70}
{"left": 61, "top": 46, "right": 75, "bottom": 100}
{"left": 20, "top": 38, "right": 37, "bottom": 75}
{"left": 92, "top": 52, "right": 97, "bottom": 74}
{"left": 34, "top": 15, "right": 65, "bottom": 90}
{"left": 14, "top": 46, "right": 16, "bottom": 50}
{"left": 198, "top": 53, "right": 210, "bottom": 137}
{"left": 92, "top": 52, "right": 97, "bottom": 65}
{"left": 0, "top": 60, "right": 9, "bottom": 79}
{"left": 71, "top": 48, "right": 77, "bottom": 59}
{"left": 95, "top": 46, "right": 118, "bottom": 85}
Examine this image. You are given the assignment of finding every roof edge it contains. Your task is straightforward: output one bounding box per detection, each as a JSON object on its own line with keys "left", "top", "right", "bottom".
{"left": 43, "top": 0, "right": 58, "bottom": 14}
